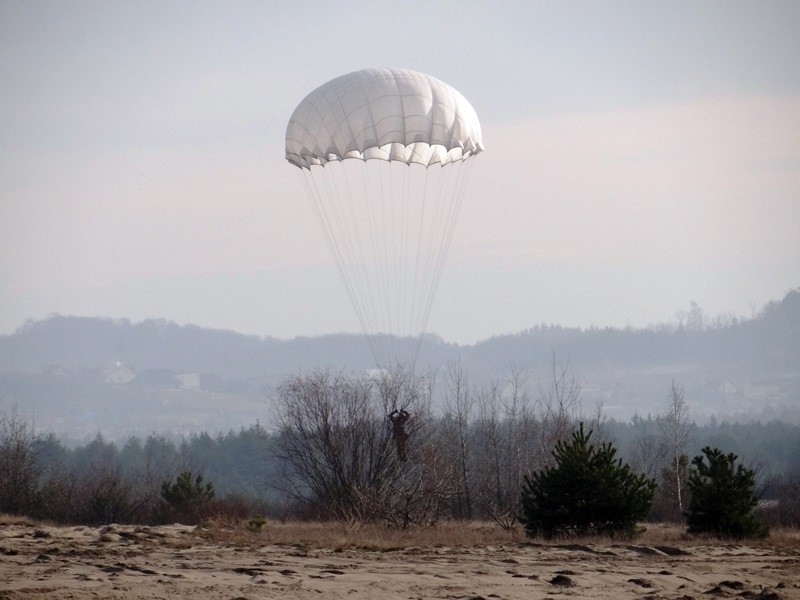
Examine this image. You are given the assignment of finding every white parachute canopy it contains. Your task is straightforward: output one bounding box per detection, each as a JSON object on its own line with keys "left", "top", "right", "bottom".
{"left": 286, "top": 68, "right": 484, "bottom": 368}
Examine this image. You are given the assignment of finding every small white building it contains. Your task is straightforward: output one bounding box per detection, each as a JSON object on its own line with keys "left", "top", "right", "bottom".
{"left": 102, "top": 362, "right": 136, "bottom": 384}
{"left": 176, "top": 372, "right": 201, "bottom": 390}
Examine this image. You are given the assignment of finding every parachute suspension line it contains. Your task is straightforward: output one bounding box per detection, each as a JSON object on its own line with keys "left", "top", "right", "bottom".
{"left": 387, "top": 160, "right": 404, "bottom": 365}
{"left": 416, "top": 162, "right": 449, "bottom": 338}
{"left": 389, "top": 161, "right": 401, "bottom": 345}
{"left": 361, "top": 160, "right": 387, "bottom": 366}
{"left": 320, "top": 164, "right": 372, "bottom": 338}
{"left": 304, "top": 158, "right": 474, "bottom": 371}
{"left": 413, "top": 166, "right": 435, "bottom": 367}
{"left": 400, "top": 163, "right": 411, "bottom": 344}
{"left": 358, "top": 158, "right": 384, "bottom": 365}
{"left": 350, "top": 160, "right": 390, "bottom": 364}
{"left": 309, "top": 166, "right": 377, "bottom": 351}
{"left": 411, "top": 160, "right": 473, "bottom": 363}
{"left": 426, "top": 162, "right": 460, "bottom": 310}
{"left": 353, "top": 89, "right": 392, "bottom": 365}
{"left": 303, "top": 163, "right": 384, "bottom": 364}
{"left": 364, "top": 162, "right": 385, "bottom": 368}
{"left": 383, "top": 161, "right": 392, "bottom": 345}
{"left": 286, "top": 69, "right": 483, "bottom": 371}
{"left": 385, "top": 161, "right": 400, "bottom": 364}
{"left": 424, "top": 160, "right": 471, "bottom": 324}
{"left": 391, "top": 162, "right": 404, "bottom": 346}
{"left": 389, "top": 161, "right": 398, "bottom": 345}
{"left": 298, "top": 168, "right": 381, "bottom": 364}
{"left": 339, "top": 160, "right": 380, "bottom": 344}
{"left": 355, "top": 158, "right": 397, "bottom": 368}
{"left": 409, "top": 161, "right": 432, "bottom": 364}
{"left": 415, "top": 158, "right": 475, "bottom": 360}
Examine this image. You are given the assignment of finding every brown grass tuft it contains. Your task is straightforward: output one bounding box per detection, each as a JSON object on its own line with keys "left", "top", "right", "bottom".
{"left": 197, "top": 519, "right": 525, "bottom": 550}
{"left": 0, "top": 513, "right": 41, "bottom": 527}
{"left": 194, "top": 519, "right": 800, "bottom": 553}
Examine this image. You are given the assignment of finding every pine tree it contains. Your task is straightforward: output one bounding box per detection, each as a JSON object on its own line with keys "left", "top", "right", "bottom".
{"left": 685, "top": 447, "right": 768, "bottom": 539}
{"left": 160, "top": 471, "right": 214, "bottom": 523}
{"left": 520, "top": 424, "right": 656, "bottom": 538}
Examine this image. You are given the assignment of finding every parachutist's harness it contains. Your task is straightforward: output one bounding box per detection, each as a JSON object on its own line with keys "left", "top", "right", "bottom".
{"left": 389, "top": 409, "right": 410, "bottom": 462}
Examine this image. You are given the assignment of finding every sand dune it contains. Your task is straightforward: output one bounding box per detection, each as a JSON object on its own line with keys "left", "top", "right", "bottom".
{"left": 1, "top": 521, "right": 797, "bottom": 599}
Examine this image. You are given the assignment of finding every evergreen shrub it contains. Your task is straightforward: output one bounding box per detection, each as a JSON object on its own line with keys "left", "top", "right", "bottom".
{"left": 685, "top": 447, "right": 768, "bottom": 539}
{"left": 520, "top": 424, "right": 657, "bottom": 538}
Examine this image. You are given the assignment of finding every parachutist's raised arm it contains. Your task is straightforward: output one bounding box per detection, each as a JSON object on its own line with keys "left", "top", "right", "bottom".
{"left": 389, "top": 409, "right": 410, "bottom": 425}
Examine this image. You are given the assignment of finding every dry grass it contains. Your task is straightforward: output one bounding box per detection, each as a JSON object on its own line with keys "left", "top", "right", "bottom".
{"left": 0, "top": 513, "right": 39, "bottom": 526}
{"left": 198, "top": 518, "right": 524, "bottom": 550}
{"left": 3, "top": 512, "right": 796, "bottom": 554}
{"left": 196, "top": 518, "right": 800, "bottom": 553}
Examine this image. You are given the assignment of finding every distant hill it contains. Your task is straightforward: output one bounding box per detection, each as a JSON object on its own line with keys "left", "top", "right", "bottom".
{"left": 1, "top": 289, "right": 798, "bottom": 438}
{"left": 463, "top": 289, "right": 799, "bottom": 422}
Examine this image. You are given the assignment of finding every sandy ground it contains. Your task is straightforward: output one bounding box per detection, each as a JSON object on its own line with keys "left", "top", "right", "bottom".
{"left": 1, "top": 522, "right": 798, "bottom": 600}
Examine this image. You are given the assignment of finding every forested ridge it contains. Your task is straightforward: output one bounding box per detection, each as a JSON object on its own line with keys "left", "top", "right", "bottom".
{"left": 1, "top": 290, "right": 798, "bottom": 436}
{"left": 2, "top": 290, "right": 798, "bottom": 379}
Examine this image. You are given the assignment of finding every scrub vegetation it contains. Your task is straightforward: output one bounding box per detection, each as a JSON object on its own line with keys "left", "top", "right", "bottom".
{"left": 0, "top": 364, "right": 793, "bottom": 538}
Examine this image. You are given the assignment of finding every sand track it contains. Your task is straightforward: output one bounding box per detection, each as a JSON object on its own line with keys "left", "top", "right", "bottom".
{"left": 1, "top": 522, "right": 797, "bottom": 599}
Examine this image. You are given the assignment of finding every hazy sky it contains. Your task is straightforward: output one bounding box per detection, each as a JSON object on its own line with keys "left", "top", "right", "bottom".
{"left": 2, "top": 1, "right": 799, "bottom": 344}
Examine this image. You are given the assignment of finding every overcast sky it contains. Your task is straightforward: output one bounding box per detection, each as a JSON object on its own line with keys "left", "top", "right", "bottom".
{"left": 2, "top": 1, "right": 799, "bottom": 344}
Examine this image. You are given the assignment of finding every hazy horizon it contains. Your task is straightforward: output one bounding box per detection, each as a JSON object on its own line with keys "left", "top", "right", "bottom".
{"left": 3, "top": 2, "right": 799, "bottom": 345}
{"left": 5, "top": 287, "right": 794, "bottom": 347}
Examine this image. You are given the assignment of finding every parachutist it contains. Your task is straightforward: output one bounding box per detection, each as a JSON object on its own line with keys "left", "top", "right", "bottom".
{"left": 389, "top": 409, "right": 410, "bottom": 462}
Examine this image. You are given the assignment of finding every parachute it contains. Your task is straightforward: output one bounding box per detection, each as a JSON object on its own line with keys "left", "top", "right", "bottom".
{"left": 286, "top": 68, "right": 484, "bottom": 368}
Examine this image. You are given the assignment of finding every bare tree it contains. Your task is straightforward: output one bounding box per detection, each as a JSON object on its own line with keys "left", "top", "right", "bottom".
{"left": 0, "top": 406, "right": 41, "bottom": 515}
{"left": 537, "top": 353, "right": 581, "bottom": 463}
{"left": 661, "top": 381, "right": 692, "bottom": 517}
{"left": 275, "top": 367, "right": 447, "bottom": 526}
{"left": 582, "top": 398, "right": 610, "bottom": 444}
{"left": 475, "top": 380, "right": 503, "bottom": 523}
{"left": 471, "top": 356, "right": 582, "bottom": 529}
{"left": 441, "top": 361, "right": 475, "bottom": 519}
{"left": 474, "top": 363, "right": 536, "bottom": 528}
{"left": 371, "top": 368, "right": 451, "bottom": 527}
{"left": 630, "top": 413, "right": 667, "bottom": 480}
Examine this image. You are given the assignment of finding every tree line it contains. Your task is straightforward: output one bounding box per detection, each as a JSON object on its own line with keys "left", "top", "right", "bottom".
{"left": 1, "top": 363, "right": 798, "bottom": 532}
